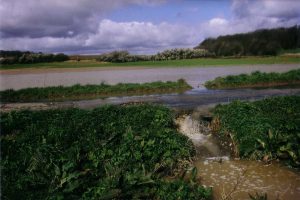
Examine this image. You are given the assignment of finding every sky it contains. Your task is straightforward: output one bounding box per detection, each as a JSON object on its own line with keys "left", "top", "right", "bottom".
{"left": 0, "top": 0, "right": 299, "bottom": 55}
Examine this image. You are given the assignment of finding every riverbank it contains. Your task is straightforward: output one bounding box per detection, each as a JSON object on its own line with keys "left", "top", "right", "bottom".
{"left": 0, "top": 79, "right": 191, "bottom": 102}
{"left": 1, "top": 56, "right": 299, "bottom": 70}
{"left": 211, "top": 95, "right": 300, "bottom": 167}
{"left": 205, "top": 69, "right": 300, "bottom": 89}
{"left": 2, "top": 87, "right": 300, "bottom": 112}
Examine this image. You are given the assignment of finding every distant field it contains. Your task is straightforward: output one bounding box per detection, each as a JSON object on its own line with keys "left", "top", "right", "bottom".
{"left": 279, "top": 48, "right": 300, "bottom": 55}
{"left": 1, "top": 56, "right": 300, "bottom": 70}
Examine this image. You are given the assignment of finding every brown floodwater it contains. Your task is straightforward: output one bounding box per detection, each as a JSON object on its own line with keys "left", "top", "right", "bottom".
{"left": 0, "top": 64, "right": 299, "bottom": 90}
{"left": 175, "top": 111, "right": 300, "bottom": 200}
{"left": 195, "top": 160, "right": 300, "bottom": 200}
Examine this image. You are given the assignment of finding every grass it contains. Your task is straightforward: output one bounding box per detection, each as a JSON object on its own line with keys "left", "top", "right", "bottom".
{"left": 279, "top": 48, "right": 300, "bottom": 55}
{"left": 1, "top": 104, "right": 212, "bottom": 199}
{"left": 1, "top": 56, "right": 300, "bottom": 70}
{"left": 204, "top": 69, "right": 300, "bottom": 89}
{"left": 212, "top": 96, "right": 300, "bottom": 167}
{"left": 0, "top": 79, "right": 192, "bottom": 102}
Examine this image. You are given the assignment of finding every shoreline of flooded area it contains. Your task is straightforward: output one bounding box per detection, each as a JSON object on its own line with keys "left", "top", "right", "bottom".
{"left": 1, "top": 87, "right": 300, "bottom": 112}
{"left": 1, "top": 64, "right": 299, "bottom": 90}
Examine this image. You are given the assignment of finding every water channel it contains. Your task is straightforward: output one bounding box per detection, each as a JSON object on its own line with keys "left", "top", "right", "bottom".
{"left": 175, "top": 110, "right": 300, "bottom": 200}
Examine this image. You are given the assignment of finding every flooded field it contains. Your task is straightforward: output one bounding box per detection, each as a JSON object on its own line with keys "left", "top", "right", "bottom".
{"left": 1, "top": 64, "right": 300, "bottom": 199}
{"left": 0, "top": 64, "right": 299, "bottom": 90}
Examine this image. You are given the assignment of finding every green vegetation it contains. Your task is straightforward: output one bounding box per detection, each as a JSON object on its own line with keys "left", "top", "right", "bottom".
{"left": 205, "top": 69, "right": 300, "bottom": 89}
{"left": 196, "top": 26, "right": 300, "bottom": 56}
{"left": 0, "top": 79, "right": 192, "bottom": 102}
{"left": 1, "top": 56, "right": 299, "bottom": 70}
{"left": 96, "top": 49, "right": 213, "bottom": 63}
{"left": 212, "top": 96, "right": 300, "bottom": 167}
{"left": 1, "top": 105, "right": 212, "bottom": 199}
{"left": 279, "top": 48, "right": 300, "bottom": 55}
{"left": 0, "top": 50, "right": 69, "bottom": 65}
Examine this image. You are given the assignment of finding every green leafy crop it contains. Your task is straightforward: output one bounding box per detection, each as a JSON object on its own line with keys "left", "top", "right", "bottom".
{"left": 213, "top": 96, "right": 300, "bottom": 167}
{"left": 1, "top": 104, "right": 211, "bottom": 199}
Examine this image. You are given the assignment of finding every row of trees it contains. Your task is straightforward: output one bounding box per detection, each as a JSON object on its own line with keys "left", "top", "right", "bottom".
{"left": 0, "top": 51, "right": 69, "bottom": 65}
{"left": 96, "top": 48, "right": 214, "bottom": 63}
{"left": 195, "top": 26, "right": 300, "bottom": 56}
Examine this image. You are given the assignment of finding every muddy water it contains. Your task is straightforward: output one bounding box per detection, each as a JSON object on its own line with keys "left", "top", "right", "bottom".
{"left": 1, "top": 64, "right": 299, "bottom": 90}
{"left": 175, "top": 111, "right": 300, "bottom": 200}
{"left": 175, "top": 114, "right": 224, "bottom": 158}
{"left": 195, "top": 160, "right": 300, "bottom": 200}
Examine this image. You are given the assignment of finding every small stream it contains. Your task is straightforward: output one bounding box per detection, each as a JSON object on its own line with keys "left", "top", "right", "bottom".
{"left": 175, "top": 110, "right": 300, "bottom": 200}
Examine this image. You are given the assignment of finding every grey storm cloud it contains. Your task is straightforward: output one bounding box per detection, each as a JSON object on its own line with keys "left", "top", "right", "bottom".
{"left": 0, "top": 0, "right": 299, "bottom": 54}
{"left": 231, "top": 0, "right": 300, "bottom": 26}
{"left": 0, "top": 0, "right": 166, "bottom": 38}
{"left": 200, "top": 0, "right": 300, "bottom": 39}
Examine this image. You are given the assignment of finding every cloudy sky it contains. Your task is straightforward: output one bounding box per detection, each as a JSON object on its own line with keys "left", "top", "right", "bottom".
{"left": 0, "top": 0, "right": 299, "bottom": 54}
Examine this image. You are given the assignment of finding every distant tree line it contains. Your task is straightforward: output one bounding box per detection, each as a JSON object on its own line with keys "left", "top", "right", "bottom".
{"left": 96, "top": 48, "right": 214, "bottom": 63}
{"left": 0, "top": 50, "right": 69, "bottom": 65}
{"left": 195, "top": 26, "right": 300, "bottom": 56}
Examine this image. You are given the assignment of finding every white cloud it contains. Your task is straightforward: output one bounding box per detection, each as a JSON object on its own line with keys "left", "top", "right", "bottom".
{"left": 86, "top": 20, "right": 197, "bottom": 49}
{"left": 209, "top": 18, "right": 228, "bottom": 27}
{"left": 0, "top": 0, "right": 299, "bottom": 54}
{"left": 231, "top": 0, "right": 300, "bottom": 28}
{"left": 198, "top": 0, "right": 300, "bottom": 40}
{"left": 0, "top": 19, "right": 200, "bottom": 54}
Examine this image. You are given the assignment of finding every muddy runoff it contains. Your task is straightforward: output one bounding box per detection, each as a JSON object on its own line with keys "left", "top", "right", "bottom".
{"left": 175, "top": 108, "right": 300, "bottom": 200}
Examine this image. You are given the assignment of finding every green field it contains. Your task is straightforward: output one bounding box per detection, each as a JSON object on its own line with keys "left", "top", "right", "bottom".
{"left": 1, "top": 56, "right": 299, "bottom": 70}
{"left": 1, "top": 104, "right": 212, "bottom": 199}
{"left": 205, "top": 69, "right": 300, "bottom": 89}
{"left": 0, "top": 79, "right": 192, "bottom": 102}
{"left": 212, "top": 96, "right": 300, "bottom": 167}
{"left": 279, "top": 48, "right": 300, "bottom": 55}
